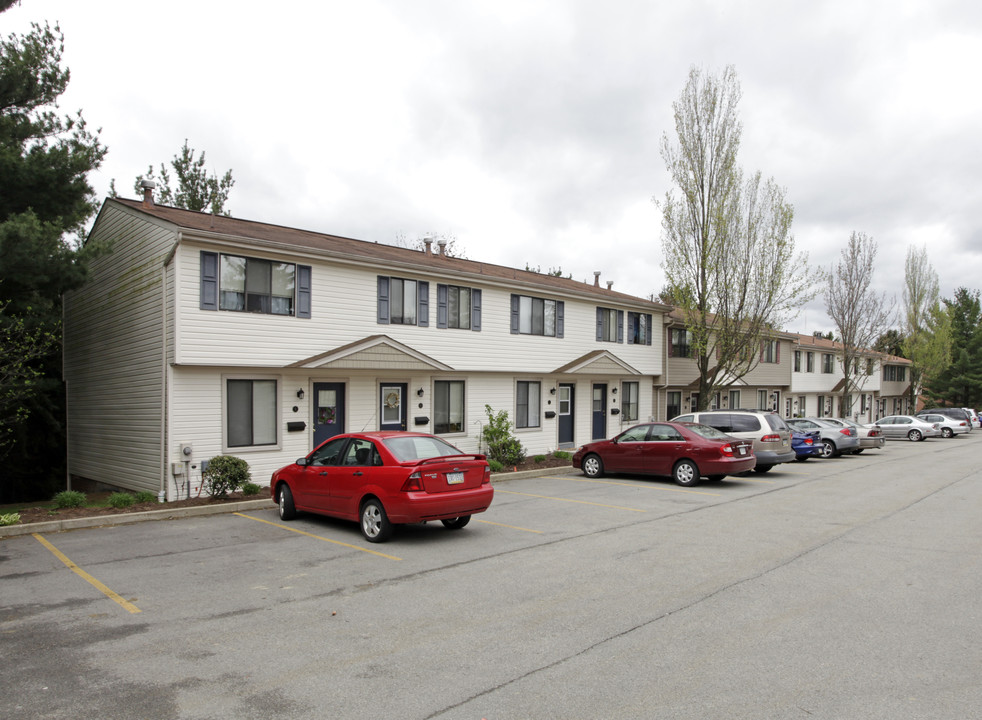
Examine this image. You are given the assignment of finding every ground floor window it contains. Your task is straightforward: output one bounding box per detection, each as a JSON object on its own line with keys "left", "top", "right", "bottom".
{"left": 729, "top": 390, "right": 741, "bottom": 409}
{"left": 226, "top": 379, "right": 277, "bottom": 447}
{"left": 516, "top": 381, "right": 541, "bottom": 428}
{"left": 758, "top": 390, "right": 769, "bottom": 410}
{"left": 667, "top": 391, "right": 681, "bottom": 420}
{"left": 434, "top": 380, "right": 465, "bottom": 434}
{"left": 621, "top": 381, "right": 639, "bottom": 421}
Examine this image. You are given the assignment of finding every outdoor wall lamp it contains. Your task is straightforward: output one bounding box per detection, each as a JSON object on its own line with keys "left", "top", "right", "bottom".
{"left": 611, "top": 387, "right": 617, "bottom": 394}
{"left": 417, "top": 387, "right": 424, "bottom": 397}
{"left": 550, "top": 387, "right": 557, "bottom": 395}
{"left": 296, "top": 388, "right": 305, "bottom": 400}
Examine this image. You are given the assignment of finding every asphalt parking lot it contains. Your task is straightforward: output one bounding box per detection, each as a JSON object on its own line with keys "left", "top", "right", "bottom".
{"left": 3, "top": 433, "right": 982, "bottom": 719}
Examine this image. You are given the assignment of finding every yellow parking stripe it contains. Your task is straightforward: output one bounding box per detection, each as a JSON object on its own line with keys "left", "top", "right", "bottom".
{"left": 495, "top": 489, "right": 646, "bottom": 512}
{"left": 234, "top": 513, "right": 402, "bottom": 560}
{"left": 475, "top": 518, "right": 543, "bottom": 534}
{"left": 33, "top": 534, "right": 141, "bottom": 614}
{"left": 559, "top": 476, "right": 721, "bottom": 496}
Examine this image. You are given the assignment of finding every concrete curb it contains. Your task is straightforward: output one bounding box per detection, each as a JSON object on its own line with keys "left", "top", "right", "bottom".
{"left": 0, "top": 466, "right": 576, "bottom": 538}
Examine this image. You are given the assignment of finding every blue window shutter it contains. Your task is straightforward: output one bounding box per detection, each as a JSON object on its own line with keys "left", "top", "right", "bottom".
{"left": 645, "top": 314, "right": 652, "bottom": 345}
{"left": 418, "top": 281, "right": 429, "bottom": 326}
{"left": 596, "top": 308, "right": 603, "bottom": 341}
{"left": 200, "top": 251, "right": 218, "bottom": 310}
{"left": 557, "top": 301, "right": 565, "bottom": 338}
{"left": 617, "top": 311, "right": 624, "bottom": 343}
{"left": 377, "top": 276, "right": 390, "bottom": 324}
{"left": 296, "top": 265, "right": 311, "bottom": 318}
{"left": 627, "top": 312, "right": 635, "bottom": 345}
{"left": 471, "top": 289, "right": 481, "bottom": 331}
{"left": 510, "top": 295, "right": 520, "bottom": 334}
{"left": 436, "top": 284, "right": 448, "bottom": 328}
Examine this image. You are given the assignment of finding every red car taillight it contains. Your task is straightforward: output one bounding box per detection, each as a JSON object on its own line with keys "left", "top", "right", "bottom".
{"left": 401, "top": 471, "right": 423, "bottom": 492}
{"left": 761, "top": 433, "right": 781, "bottom": 442}
{"left": 482, "top": 465, "right": 491, "bottom": 484}
{"left": 868, "top": 428, "right": 880, "bottom": 437}
{"left": 803, "top": 437, "right": 814, "bottom": 445}
{"left": 838, "top": 428, "right": 851, "bottom": 437}
{"left": 720, "top": 443, "right": 734, "bottom": 457}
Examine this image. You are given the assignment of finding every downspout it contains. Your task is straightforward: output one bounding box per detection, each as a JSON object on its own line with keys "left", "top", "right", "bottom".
{"left": 160, "top": 231, "right": 183, "bottom": 501}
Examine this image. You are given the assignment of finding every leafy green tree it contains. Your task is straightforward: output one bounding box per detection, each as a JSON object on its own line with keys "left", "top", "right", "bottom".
{"left": 0, "top": 7, "right": 106, "bottom": 500}
{"left": 874, "top": 329, "right": 904, "bottom": 358}
{"left": 900, "top": 245, "right": 951, "bottom": 407}
{"left": 924, "top": 288, "right": 982, "bottom": 406}
{"left": 129, "top": 139, "right": 234, "bottom": 215}
{"left": 658, "top": 65, "right": 813, "bottom": 410}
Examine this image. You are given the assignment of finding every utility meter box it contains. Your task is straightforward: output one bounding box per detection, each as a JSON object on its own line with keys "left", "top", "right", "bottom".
{"left": 179, "top": 443, "right": 193, "bottom": 461}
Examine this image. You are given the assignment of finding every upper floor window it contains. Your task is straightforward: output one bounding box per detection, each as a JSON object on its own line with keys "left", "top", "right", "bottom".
{"left": 822, "top": 353, "right": 835, "bottom": 373}
{"left": 806, "top": 351, "right": 815, "bottom": 372}
{"left": 378, "top": 276, "right": 429, "bottom": 326}
{"left": 793, "top": 350, "right": 801, "bottom": 372}
{"left": 510, "top": 295, "right": 564, "bottom": 337}
{"left": 669, "top": 328, "right": 692, "bottom": 358}
{"left": 201, "top": 251, "right": 311, "bottom": 317}
{"left": 761, "top": 340, "right": 780, "bottom": 363}
{"left": 627, "top": 312, "right": 653, "bottom": 345}
{"left": 436, "top": 285, "right": 481, "bottom": 331}
{"left": 883, "top": 365, "right": 906, "bottom": 381}
{"left": 597, "top": 307, "right": 622, "bottom": 343}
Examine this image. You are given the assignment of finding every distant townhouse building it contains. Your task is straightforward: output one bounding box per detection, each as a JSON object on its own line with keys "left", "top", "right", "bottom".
{"left": 63, "top": 194, "right": 670, "bottom": 500}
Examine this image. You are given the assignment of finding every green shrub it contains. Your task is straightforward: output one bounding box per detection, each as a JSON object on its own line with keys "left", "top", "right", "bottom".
{"left": 134, "top": 491, "right": 158, "bottom": 504}
{"left": 107, "top": 492, "right": 134, "bottom": 508}
{"left": 241, "top": 482, "right": 261, "bottom": 496}
{"left": 0, "top": 512, "right": 20, "bottom": 526}
{"left": 53, "top": 490, "right": 87, "bottom": 508}
{"left": 553, "top": 450, "right": 572, "bottom": 460}
{"left": 202, "top": 455, "right": 251, "bottom": 498}
{"left": 533, "top": 454, "right": 546, "bottom": 463}
{"left": 487, "top": 458, "right": 504, "bottom": 473}
{"left": 481, "top": 405, "right": 526, "bottom": 466}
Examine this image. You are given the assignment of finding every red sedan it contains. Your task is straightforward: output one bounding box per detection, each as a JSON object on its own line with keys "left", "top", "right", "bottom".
{"left": 572, "top": 422, "right": 755, "bottom": 486}
{"left": 271, "top": 431, "right": 493, "bottom": 542}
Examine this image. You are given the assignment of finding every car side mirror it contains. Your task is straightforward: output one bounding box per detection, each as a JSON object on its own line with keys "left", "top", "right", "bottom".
{"left": 295, "top": 457, "right": 309, "bottom": 467}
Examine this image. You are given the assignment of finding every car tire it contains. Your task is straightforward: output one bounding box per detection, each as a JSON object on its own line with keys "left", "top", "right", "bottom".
{"left": 441, "top": 516, "right": 471, "bottom": 530}
{"left": 908, "top": 429, "right": 923, "bottom": 442}
{"left": 820, "top": 439, "right": 837, "bottom": 458}
{"left": 794, "top": 455, "right": 809, "bottom": 462}
{"left": 360, "top": 498, "right": 393, "bottom": 543}
{"left": 672, "top": 459, "right": 700, "bottom": 486}
{"left": 707, "top": 474, "right": 725, "bottom": 482}
{"left": 277, "top": 484, "right": 297, "bottom": 521}
{"left": 753, "top": 465, "right": 773, "bottom": 473}
{"left": 942, "top": 427, "right": 953, "bottom": 438}
{"left": 854, "top": 449, "right": 864, "bottom": 454}
{"left": 582, "top": 454, "right": 604, "bottom": 478}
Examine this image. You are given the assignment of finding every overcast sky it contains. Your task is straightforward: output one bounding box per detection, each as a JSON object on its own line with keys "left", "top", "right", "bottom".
{"left": 6, "top": 0, "right": 981, "bottom": 333}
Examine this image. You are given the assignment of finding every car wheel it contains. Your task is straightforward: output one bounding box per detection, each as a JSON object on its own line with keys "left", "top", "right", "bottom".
{"left": 277, "top": 484, "right": 297, "bottom": 521}
{"left": 820, "top": 439, "right": 836, "bottom": 458}
{"left": 441, "top": 516, "right": 471, "bottom": 530}
{"left": 672, "top": 459, "right": 700, "bottom": 486}
{"left": 854, "top": 449, "right": 864, "bottom": 454}
{"left": 360, "top": 498, "right": 393, "bottom": 543}
{"left": 907, "top": 429, "right": 922, "bottom": 442}
{"left": 942, "top": 427, "right": 953, "bottom": 438}
{"left": 753, "top": 465, "right": 773, "bottom": 473}
{"left": 794, "top": 455, "right": 809, "bottom": 462}
{"left": 707, "top": 474, "right": 725, "bottom": 482}
{"left": 582, "top": 454, "right": 604, "bottom": 478}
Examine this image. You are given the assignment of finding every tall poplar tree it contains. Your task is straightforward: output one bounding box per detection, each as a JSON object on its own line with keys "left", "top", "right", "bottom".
{"left": 900, "top": 245, "right": 951, "bottom": 407}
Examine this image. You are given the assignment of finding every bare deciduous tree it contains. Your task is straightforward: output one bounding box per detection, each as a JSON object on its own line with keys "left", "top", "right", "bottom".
{"left": 658, "top": 65, "right": 814, "bottom": 410}
{"left": 824, "top": 232, "right": 893, "bottom": 415}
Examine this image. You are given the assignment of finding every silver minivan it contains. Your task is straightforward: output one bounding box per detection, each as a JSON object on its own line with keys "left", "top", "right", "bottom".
{"left": 670, "top": 410, "right": 796, "bottom": 472}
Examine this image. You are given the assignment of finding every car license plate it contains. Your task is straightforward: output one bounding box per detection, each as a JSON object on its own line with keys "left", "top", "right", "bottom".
{"left": 738, "top": 446, "right": 746, "bottom": 456}
{"left": 447, "top": 472, "right": 464, "bottom": 485}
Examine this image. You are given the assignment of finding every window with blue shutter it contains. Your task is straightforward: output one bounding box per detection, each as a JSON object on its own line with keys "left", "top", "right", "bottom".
{"left": 511, "top": 294, "right": 562, "bottom": 337}
{"left": 378, "top": 275, "right": 427, "bottom": 326}
{"left": 200, "top": 251, "right": 218, "bottom": 310}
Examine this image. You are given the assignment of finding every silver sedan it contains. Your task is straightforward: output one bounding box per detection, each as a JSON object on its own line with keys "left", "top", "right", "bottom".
{"left": 871, "top": 415, "right": 941, "bottom": 441}
{"left": 823, "top": 417, "right": 886, "bottom": 452}
{"left": 786, "top": 417, "right": 862, "bottom": 458}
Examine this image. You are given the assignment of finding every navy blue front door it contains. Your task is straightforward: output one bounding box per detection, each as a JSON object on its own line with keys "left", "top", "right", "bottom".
{"left": 313, "top": 382, "right": 345, "bottom": 446}
{"left": 592, "top": 383, "right": 607, "bottom": 440}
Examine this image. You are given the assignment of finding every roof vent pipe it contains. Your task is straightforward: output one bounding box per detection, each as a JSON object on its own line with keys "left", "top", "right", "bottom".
{"left": 607, "top": 281, "right": 613, "bottom": 290}
{"left": 140, "top": 179, "right": 156, "bottom": 207}
{"left": 437, "top": 238, "right": 447, "bottom": 257}
{"left": 423, "top": 237, "right": 433, "bottom": 254}
{"left": 594, "top": 271, "right": 601, "bottom": 287}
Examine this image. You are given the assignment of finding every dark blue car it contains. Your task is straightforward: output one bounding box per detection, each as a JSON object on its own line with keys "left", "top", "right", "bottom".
{"left": 792, "top": 429, "right": 822, "bottom": 461}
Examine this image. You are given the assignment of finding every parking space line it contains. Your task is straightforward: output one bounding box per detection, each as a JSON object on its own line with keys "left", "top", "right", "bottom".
{"left": 475, "top": 518, "right": 543, "bottom": 533}
{"left": 559, "top": 476, "right": 722, "bottom": 496}
{"left": 495, "top": 489, "right": 646, "bottom": 512}
{"left": 32, "top": 534, "right": 142, "bottom": 614}
{"left": 234, "top": 513, "right": 402, "bottom": 560}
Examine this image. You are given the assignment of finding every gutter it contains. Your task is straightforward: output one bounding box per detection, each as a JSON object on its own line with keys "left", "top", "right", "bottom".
{"left": 159, "top": 231, "right": 183, "bottom": 501}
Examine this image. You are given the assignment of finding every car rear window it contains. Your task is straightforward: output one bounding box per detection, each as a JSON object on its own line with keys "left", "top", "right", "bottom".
{"left": 764, "top": 414, "right": 789, "bottom": 431}
{"left": 384, "top": 435, "right": 465, "bottom": 461}
{"left": 685, "top": 423, "right": 731, "bottom": 440}
{"left": 729, "top": 414, "right": 761, "bottom": 432}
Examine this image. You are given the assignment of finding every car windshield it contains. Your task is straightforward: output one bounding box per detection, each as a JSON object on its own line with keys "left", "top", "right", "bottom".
{"left": 383, "top": 435, "right": 466, "bottom": 462}
{"left": 685, "top": 423, "right": 731, "bottom": 441}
